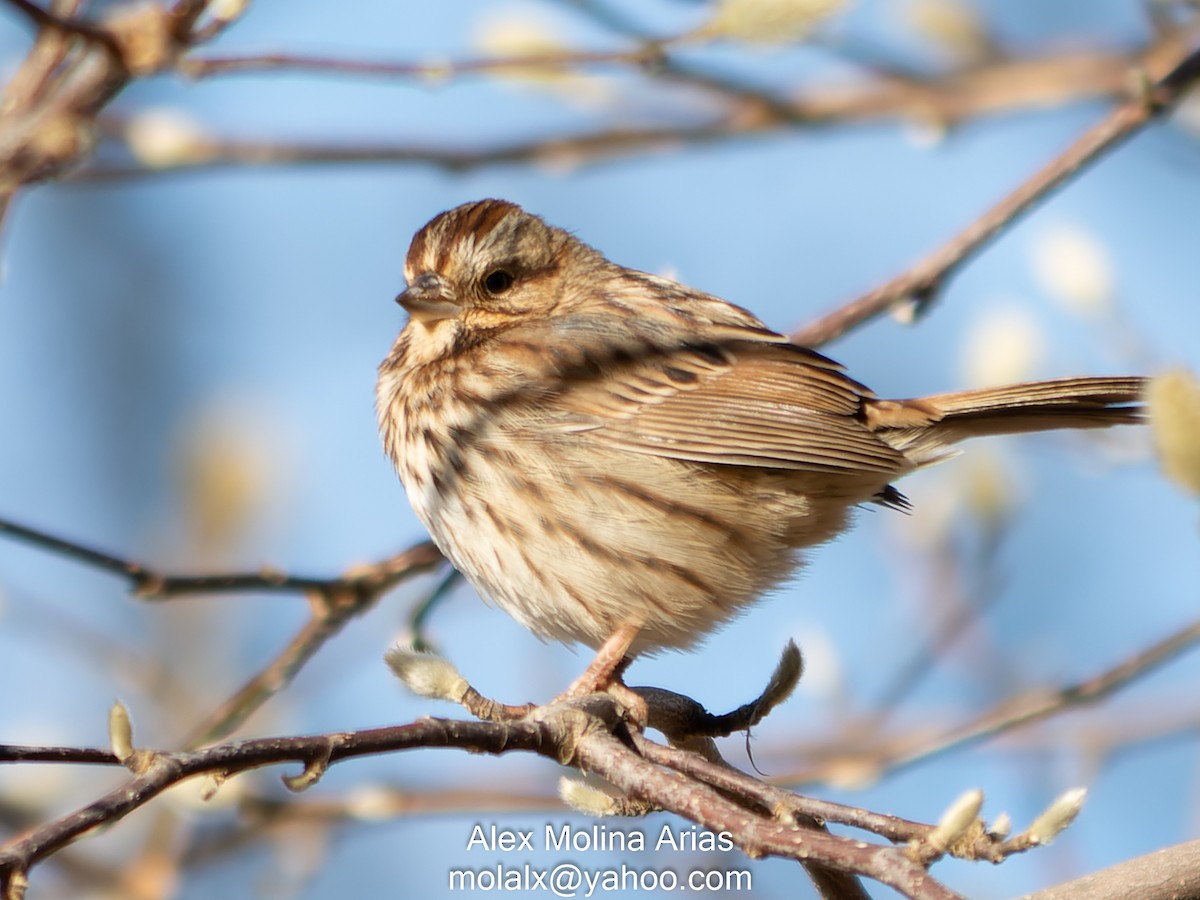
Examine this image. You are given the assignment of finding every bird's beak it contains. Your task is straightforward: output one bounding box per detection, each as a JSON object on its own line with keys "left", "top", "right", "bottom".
{"left": 396, "top": 272, "right": 459, "bottom": 323}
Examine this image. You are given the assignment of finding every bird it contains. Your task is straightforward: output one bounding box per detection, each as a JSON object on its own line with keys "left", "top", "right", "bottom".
{"left": 376, "top": 198, "right": 1143, "bottom": 693}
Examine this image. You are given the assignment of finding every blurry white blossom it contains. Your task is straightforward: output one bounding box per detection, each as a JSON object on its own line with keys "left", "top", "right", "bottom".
{"left": 1174, "top": 85, "right": 1200, "bottom": 140}
{"left": 1148, "top": 369, "right": 1200, "bottom": 496}
{"left": 960, "top": 303, "right": 1047, "bottom": 387}
{"left": 473, "top": 11, "right": 613, "bottom": 105}
{"left": 475, "top": 12, "right": 569, "bottom": 74}
{"left": 1030, "top": 225, "right": 1115, "bottom": 318}
{"left": 345, "top": 785, "right": 404, "bottom": 821}
{"left": 960, "top": 449, "right": 1019, "bottom": 527}
{"left": 172, "top": 396, "right": 287, "bottom": 554}
{"left": 704, "top": 0, "right": 849, "bottom": 44}
{"left": 906, "top": 0, "right": 993, "bottom": 66}
{"left": 901, "top": 118, "right": 950, "bottom": 150}
{"left": 888, "top": 470, "right": 957, "bottom": 549}
{"left": 888, "top": 449, "right": 1021, "bottom": 550}
{"left": 126, "top": 108, "right": 211, "bottom": 168}
{"left": 825, "top": 756, "right": 883, "bottom": 790}
{"left": 206, "top": 0, "right": 248, "bottom": 26}
{"left": 166, "top": 770, "right": 244, "bottom": 812}
{"left": 789, "top": 624, "right": 844, "bottom": 701}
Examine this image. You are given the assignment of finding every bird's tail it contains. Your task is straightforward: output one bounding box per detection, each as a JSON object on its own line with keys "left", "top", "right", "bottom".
{"left": 868, "top": 376, "right": 1145, "bottom": 463}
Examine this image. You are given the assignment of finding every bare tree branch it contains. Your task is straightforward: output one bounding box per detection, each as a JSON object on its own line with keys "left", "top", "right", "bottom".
{"left": 782, "top": 616, "right": 1200, "bottom": 784}
{"left": 180, "top": 45, "right": 672, "bottom": 80}
{"left": 68, "top": 31, "right": 1200, "bottom": 184}
{"left": 793, "top": 41, "right": 1200, "bottom": 347}
{"left": 180, "top": 545, "right": 448, "bottom": 746}
{"left": 0, "top": 689, "right": 1058, "bottom": 900}
{"left": 1024, "top": 838, "right": 1200, "bottom": 900}
{"left": 2, "top": 0, "right": 124, "bottom": 55}
{"left": 0, "top": 517, "right": 441, "bottom": 603}
{"left": 0, "top": 516, "right": 445, "bottom": 745}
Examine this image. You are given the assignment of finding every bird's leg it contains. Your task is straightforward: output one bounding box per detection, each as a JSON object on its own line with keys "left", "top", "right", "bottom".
{"left": 555, "top": 622, "right": 647, "bottom": 723}
{"left": 560, "top": 621, "right": 639, "bottom": 695}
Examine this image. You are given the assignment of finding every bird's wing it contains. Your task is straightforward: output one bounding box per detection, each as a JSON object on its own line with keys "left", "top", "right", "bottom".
{"left": 548, "top": 338, "right": 913, "bottom": 474}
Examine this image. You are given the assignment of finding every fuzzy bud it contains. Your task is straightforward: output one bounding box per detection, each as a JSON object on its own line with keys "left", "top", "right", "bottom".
{"left": 1027, "top": 787, "right": 1087, "bottom": 845}
{"left": 386, "top": 647, "right": 469, "bottom": 702}
{"left": 927, "top": 788, "right": 984, "bottom": 852}
{"left": 1149, "top": 369, "right": 1200, "bottom": 496}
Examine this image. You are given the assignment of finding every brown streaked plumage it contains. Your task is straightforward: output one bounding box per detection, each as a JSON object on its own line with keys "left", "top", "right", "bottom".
{"left": 377, "top": 199, "right": 1144, "bottom": 661}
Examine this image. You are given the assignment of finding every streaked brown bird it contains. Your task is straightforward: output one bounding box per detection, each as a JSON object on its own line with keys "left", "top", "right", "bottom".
{"left": 377, "top": 199, "right": 1143, "bottom": 690}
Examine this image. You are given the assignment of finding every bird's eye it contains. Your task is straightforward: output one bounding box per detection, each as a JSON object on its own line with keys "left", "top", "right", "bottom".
{"left": 482, "top": 269, "right": 514, "bottom": 294}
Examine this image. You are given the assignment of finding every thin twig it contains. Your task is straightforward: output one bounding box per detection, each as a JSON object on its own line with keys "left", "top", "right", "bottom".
{"left": 0, "top": 746, "right": 117, "bottom": 765}
{"left": 892, "top": 616, "right": 1200, "bottom": 767}
{"left": 2, "top": 0, "right": 123, "bottom": 57}
{"left": 182, "top": 45, "right": 670, "bottom": 80}
{"left": 0, "top": 517, "right": 440, "bottom": 601}
{"left": 0, "top": 716, "right": 557, "bottom": 882}
{"left": 74, "top": 35, "right": 1199, "bottom": 182}
{"left": 0, "top": 516, "right": 444, "bottom": 745}
{"left": 405, "top": 566, "right": 461, "bottom": 653}
{"left": 867, "top": 511, "right": 1010, "bottom": 726}
{"left": 181, "top": 545, "right": 445, "bottom": 746}
{"left": 781, "top": 616, "right": 1200, "bottom": 784}
{"left": 793, "top": 43, "right": 1200, "bottom": 347}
